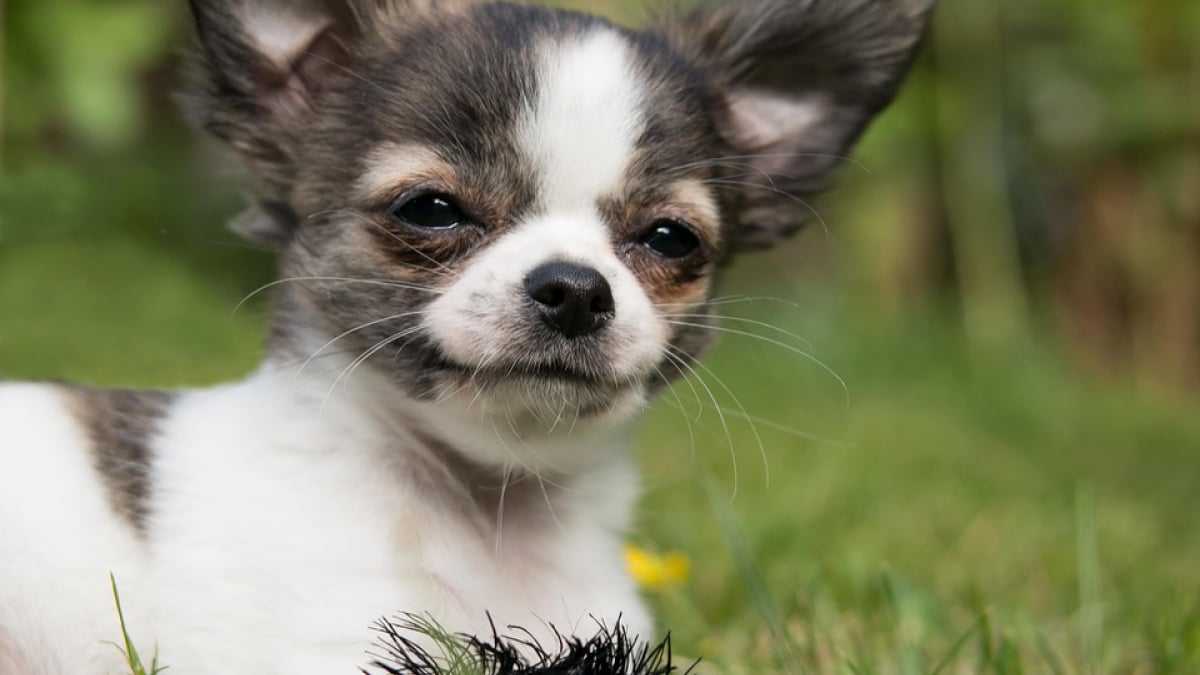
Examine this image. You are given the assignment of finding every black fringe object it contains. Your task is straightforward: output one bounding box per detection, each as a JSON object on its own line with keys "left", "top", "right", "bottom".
{"left": 361, "top": 615, "right": 697, "bottom": 675}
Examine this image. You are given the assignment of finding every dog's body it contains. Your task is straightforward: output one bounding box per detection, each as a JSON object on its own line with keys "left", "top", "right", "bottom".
{"left": 1, "top": 372, "right": 642, "bottom": 674}
{"left": 0, "top": 1, "right": 932, "bottom": 672}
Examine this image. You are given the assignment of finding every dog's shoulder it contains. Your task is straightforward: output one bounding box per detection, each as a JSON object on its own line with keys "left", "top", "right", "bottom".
{"left": 0, "top": 382, "right": 155, "bottom": 674}
{"left": 0, "top": 381, "right": 175, "bottom": 533}
{"left": 59, "top": 384, "right": 176, "bottom": 530}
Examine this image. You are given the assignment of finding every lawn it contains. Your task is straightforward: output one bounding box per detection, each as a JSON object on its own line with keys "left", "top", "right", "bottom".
{"left": 2, "top": 149, "right": 1198, "bottom": 674}
{"left": 634, "top": 279, "right": 1200, "bottom": 674}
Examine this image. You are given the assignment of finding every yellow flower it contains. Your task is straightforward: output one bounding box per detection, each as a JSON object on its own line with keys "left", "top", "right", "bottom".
{"left": 624, "top": 545, "right": 691, "bottom": 591}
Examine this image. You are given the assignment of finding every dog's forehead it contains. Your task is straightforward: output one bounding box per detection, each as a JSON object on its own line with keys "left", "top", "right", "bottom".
{"left": 522, "top": 29, "right": 644, "bottom": 212}
{"left": 335, "top": 4, "right": 718, "bottom": 213}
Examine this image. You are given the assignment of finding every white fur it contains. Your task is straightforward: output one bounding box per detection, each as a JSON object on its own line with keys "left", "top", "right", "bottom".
{"left": 0, "top": 359, "right": 648, "bottom": 674}
{"left": 524, "top": 30, "right": 645, "bottom": 211}
{"left": 0, "top": 385, "right": 147, "bottom": 674}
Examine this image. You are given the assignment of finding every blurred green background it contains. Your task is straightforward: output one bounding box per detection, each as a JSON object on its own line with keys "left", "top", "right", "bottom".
{"left": 2, "top": 0, "right": 1199, "bottom": 673}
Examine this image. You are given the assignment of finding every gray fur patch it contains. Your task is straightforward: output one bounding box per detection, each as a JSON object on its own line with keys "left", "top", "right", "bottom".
{"left": 64, "top": 387, "right": 175, "bottom": 532}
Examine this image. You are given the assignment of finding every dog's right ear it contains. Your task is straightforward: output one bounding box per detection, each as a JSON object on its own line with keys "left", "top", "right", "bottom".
{"left": 187, "top": 0, "right": 363, "bottom": 246}
{"left": 188, "top": 0, "right": 438, "bottom": 246}
{"left": 187, "top": 0, "right": 356, "bottom": 184}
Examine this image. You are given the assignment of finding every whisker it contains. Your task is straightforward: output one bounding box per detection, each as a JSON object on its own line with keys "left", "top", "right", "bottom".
{"left": 324, "top": 209, "right": 461, "bottom": 279}
{"left": 495, "top": 462, "right": 513, "bottom": 557}
{"left": 654, "top": 295, "right": 803, "bottom": 311}
{"left": 345, "top": 324, "right": 426, "bottom": 385}
{"left": 295, "top": 311, "right": 427, "bottom": 383}
{"left": 671, "top": 348, "right": 770, "bottom": 491}
{"left": 675, "top": 159, "right": 792, "bottom": 186}
{"left": 664, "top": 320, "right": 850, "bottom": 410}
{"left": 234, "top": 276, "right": 442, "bottom": 314}
{"left": 663, "top": 346, "right": 739, "bottom": 500}
{"left": 717, "top": 409, "right": 851, "bottom": 448}
{"left": 257, "top": 348, "right": 366, "bottom": 377}
{"left": 653, "top": 364, "right": 699, "bottom": 461}
{"left": 704, "top": 178, "right": 832, "bottom": 237}
{"left": 462, "top": 374, "right": 490, "bottom": 412}
{"left": 547, "top": 396, "right": 572, "bottom": 435}
{"left": 501, "top": 409, "right": 573, "bottom": 519}
{"left": 492, "top": 415, "right": 569, "bottom": 492}
{"left": 319, "top": 326, "right": 423, "bottom": 417}
{"left": 660, "top": 350, "right": 706, "bottom": 424}
{"left": 666, "top": 152, "right": 872, "bottom": 176}
{"left": 535, "top": 473, "right": 564, "bottom": 532}
{"left": 660, "top": 313, "right": 815, "bottom": 352}
{"left": 490, "top": 419, "right": 541, "bottom": 500}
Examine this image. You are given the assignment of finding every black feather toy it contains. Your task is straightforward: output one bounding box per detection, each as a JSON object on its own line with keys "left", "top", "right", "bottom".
{"left": 361, "top": 615, "right": 696, "bottom": 675}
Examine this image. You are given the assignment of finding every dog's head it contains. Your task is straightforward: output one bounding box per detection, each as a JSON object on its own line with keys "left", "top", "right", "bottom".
{"left": 188, "top": 0, "right": 932, "bottom": 462}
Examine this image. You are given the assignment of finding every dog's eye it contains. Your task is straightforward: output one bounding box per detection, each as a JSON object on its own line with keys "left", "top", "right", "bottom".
{"left": 390, "top": 193, "right": 467, "bottom": 230}
{"left": 639, "top": 220, "right": 702, "bottom": 259}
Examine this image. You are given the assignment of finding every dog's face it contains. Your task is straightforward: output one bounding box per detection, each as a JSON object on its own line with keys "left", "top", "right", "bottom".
{"left": 189, "top": 0, "right": 932, "bottom": 439}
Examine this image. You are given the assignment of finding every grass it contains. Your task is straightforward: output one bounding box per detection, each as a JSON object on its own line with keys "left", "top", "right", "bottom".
{"left": 630, "top": 267, "right": 1200, "bottom": 673}
{"left": 111, "top": 575, "right": 166, "bottom": 675}
{"left": 2, "top": 153, "right": 1199, "bottom": 674}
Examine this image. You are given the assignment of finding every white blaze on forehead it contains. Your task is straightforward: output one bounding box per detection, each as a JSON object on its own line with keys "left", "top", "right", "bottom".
{"left": 523, "top": 30, "right": 646, "bottom": 213}
{"left": 423, "top": 31, "right": 667, "bottom": 409}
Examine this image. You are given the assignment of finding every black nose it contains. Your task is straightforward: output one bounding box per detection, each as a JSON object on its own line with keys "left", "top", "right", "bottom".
{"left": 524, "top": 262, "right": 615, "bottom": 338}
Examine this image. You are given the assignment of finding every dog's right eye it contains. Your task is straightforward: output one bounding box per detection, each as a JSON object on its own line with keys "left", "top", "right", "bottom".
{"left": 389, "top": 193, "right": 467, "bottom": 230}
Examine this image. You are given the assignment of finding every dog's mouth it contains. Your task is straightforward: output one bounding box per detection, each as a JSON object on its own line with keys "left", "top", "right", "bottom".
{"left": 434, "top": 356, "right": 636, "bottom": 390}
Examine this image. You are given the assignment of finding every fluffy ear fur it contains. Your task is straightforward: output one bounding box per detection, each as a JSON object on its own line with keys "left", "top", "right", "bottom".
{"left": 186, "top": 0, "right": 422, "bottom": 246}
{"left": 654, "top": 0, "right": 936, "bottom": 249}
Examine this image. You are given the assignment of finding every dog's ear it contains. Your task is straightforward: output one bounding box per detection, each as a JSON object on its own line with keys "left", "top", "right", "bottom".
{"left": 187, "top": 0, "right": 434, "bottom": 245}
{"left": 187, "top": 0, "right": 357, "bottom": 176}
{"left": 654, "top": 0, "right": 935, "bottom": 250}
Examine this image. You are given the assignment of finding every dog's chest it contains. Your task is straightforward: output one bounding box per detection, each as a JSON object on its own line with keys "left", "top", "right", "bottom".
{"left": 141, "top": 386, "right": 643, "bottom": 672}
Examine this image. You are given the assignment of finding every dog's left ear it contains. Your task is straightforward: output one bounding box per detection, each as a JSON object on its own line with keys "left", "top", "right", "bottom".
{"left": 654, "top": 0, "right": 935, "bottom": 250}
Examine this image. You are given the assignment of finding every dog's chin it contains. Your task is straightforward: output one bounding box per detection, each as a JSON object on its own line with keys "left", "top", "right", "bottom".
{"left": 431, "top": 357, "right": 648, "bottom": 423}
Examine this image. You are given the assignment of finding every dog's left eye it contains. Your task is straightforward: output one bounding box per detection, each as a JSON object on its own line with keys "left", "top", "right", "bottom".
{"left": 639, "top": 220, "right": 702, "bottom": 259}
{"left": 390, "top": 193, "right": 467, "bottom": 230}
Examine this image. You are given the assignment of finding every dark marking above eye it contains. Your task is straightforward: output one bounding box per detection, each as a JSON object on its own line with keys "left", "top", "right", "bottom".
{"left": 390, "top": 193, "right": 468, "bottom": 230}
{"left": 639, "top": 220, "right": 702, "bottom": 259}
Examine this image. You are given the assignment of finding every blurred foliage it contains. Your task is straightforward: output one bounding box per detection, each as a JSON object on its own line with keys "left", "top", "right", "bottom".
{"left": 2, "top": 0, "right": 1200, "bottom": 673}
{"left": 4, "top": 0, "right": 179, "bottom": 153}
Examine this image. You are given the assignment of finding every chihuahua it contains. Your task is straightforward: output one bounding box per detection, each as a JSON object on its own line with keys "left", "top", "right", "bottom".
{"left": 0, "top": 0, "right": 933, "bottom": 672}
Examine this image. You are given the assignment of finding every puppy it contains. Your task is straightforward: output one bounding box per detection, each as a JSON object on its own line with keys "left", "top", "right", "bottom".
{"left": 0, "top": 0, "right": 933, "bottom": 672}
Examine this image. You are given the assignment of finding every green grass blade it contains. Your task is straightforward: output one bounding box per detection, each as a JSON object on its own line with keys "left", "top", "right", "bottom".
{"left": 1076, "top": 484, "right": 1104, "bottom": 674}
{"left": 701, "top": 474, "right": 804, "bottom": 672}
{"left": 930, "top": 610, "right": 988, "bottom": 675}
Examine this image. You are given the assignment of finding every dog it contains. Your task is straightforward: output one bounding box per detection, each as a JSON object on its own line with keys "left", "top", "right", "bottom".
{"left": 0, "top": 0, "right": 933, "bottom": 672}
